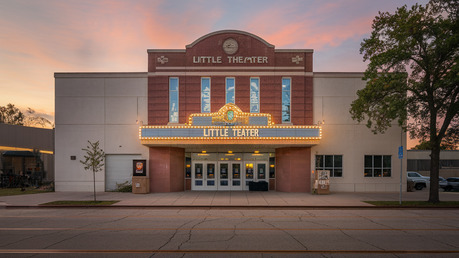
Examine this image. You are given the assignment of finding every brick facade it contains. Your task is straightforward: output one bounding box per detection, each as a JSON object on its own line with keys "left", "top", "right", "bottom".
{"left": 148, "top": 30, "right": 313, "bottom": 126}
{"left": 146, "top": 30, "right": 314, "bottom": 192}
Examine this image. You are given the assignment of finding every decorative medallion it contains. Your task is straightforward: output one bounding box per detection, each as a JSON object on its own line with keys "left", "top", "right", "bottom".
{"left": 227, "top": 110, "right": 234, "bottom": 121}
{"left": 223, "top": 38, "right": 238, "bottom": 55}
{"left": 291, "top": 55, "right": 303, "bottom": 64}
{"left": 157, "top": 56, "right": 169, "bottom": 64}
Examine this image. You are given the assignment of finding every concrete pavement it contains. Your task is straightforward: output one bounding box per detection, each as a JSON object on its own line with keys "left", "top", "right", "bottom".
{"left": 1, "top": 188, "right": 459, "bottom": 208}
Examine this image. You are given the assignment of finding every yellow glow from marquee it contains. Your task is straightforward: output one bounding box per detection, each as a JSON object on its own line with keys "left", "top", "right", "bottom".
{"left": 139, "top": 103, "right": 322, "bottom": 142}
{"left": 188, "top": 103, "right": 273, "bottom": 126}
{"left": 139, "top": 125, "right": 322, "bottom": 141}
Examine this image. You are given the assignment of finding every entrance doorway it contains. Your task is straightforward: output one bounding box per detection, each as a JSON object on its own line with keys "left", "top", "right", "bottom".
{"left": 191, "top": 153, "right": 270, "bottom": 191}
{"left": 243, "top": 162, "right": 268, "bottom": 190}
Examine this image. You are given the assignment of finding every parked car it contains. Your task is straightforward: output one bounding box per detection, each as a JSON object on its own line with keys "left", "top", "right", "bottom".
{"left": 440, "top": 177, "right": 459, "bottom": 192}
{"left": 407, "top": 171, "right": 430, "bottom": 190}
{"left": 438, "top": 177, "right": 447, "bottom": 189}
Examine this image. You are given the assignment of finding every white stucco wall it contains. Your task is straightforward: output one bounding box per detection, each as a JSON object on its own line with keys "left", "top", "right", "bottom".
{"left": 55, "top": 71, "right": 407, "bottom": 193}
{"left": 312, "top": 73, "right": 407, "bottom": 192}
{"left": 54, "top": 73, "right": 149, "bottom": 191}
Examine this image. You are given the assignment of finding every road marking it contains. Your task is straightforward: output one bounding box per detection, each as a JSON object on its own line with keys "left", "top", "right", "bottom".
{"left": 1, "top": 249, "right": 459, "bottom": 254}
{"left": 1, "top": 227, "right": 458, "bottom": 231}
{"left": 1, "top": 214, "right": 458, "bottom": 219}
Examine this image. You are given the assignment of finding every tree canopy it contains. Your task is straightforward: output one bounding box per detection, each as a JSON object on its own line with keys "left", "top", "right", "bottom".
{"left": 0, "top": 103, "right": 53, "bottom": 128}
{"left": 350, "top": 0, "right": 458, "bottom": 203}
{"left": 0, "top": 103, "right": 24, "bottom": 125}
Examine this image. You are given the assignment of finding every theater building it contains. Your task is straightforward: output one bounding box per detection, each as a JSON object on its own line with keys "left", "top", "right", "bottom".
{"left": 54, "top": 30, "right": 406, "bottom": 193}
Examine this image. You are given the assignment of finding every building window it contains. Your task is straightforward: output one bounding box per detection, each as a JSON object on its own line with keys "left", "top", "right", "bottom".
{"left": 315, "top": 155, "right": 343, "bottom": 177}
{"left": 250, "top": 77, "right": 260, "bottom": 113}
{"left": 201, "top": 77, "right": 211, "bottom": 113}
{"left": 226, "top": 77, "right": 235, "bottom": 104}
{"left": 282, "top": 78, "right": 291, "bottom": 123}
{"left": 364, "top": 155, "right": 391, "bottom": 177}
{"left": 169, "top": 77, "right": 179, "bottom": 123}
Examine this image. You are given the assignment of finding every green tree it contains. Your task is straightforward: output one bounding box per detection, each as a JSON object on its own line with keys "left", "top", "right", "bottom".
{"left": 350, "top": 0, "right": 458, "bottom": 203}
{"left": 80, "top": 141, "right": 105, "bottom": 201}
{"left": 413, "top": 127, "right": 458, "bottom": 150}
{"left": 0, "top": 103, "right": 53, "bottom": 128}
{"left": 0, "top": 103, "right": 24, "bottom": 125}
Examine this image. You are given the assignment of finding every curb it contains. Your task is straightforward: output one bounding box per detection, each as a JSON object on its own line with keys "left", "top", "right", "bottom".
{"left": 3, "top": 205, "right": 459, "bottom": 209}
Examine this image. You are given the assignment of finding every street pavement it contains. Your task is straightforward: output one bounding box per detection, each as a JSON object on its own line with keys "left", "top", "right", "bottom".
{"left": 1, "top": 188, "right": 459, "bottom": 208}
{"left": 1, "top": 189, "right": 459, "bottom": 257}
{"left": 1, "top": 206, "right": 459, "bottom": 257}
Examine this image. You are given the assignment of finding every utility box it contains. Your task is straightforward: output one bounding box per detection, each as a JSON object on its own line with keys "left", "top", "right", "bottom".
{"left": 132, "top": 177, "right": 149, "bottom": 194}
{"left": 313, "top": 170, "right": 330, "bottom": 195}
{"left": 132, "top": 160, "right": 149, "bottom": 194}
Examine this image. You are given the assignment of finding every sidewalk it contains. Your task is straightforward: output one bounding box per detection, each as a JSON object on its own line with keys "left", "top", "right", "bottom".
{"left": 1, "top": 189, "right": 459, "bottom": 208}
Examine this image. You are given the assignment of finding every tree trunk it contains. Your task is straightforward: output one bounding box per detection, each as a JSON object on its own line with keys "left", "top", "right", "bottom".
{"left": 428, "top": 143, "right": 441, "bottom": 203}
{"left": 93, "top": 170, "right": 96, "bottom": 202}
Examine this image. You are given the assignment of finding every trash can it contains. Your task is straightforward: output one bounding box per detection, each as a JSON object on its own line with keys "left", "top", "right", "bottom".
{"left": 249, "top": 181, "right": 268, "bottom": 191}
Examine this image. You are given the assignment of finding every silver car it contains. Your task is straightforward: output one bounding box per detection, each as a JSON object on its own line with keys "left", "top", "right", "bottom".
{"left": 407, "top": 171, "right": 430, "bottom": 190}
{"left": 441, "top": 177, "right": 459, "bottom": 192}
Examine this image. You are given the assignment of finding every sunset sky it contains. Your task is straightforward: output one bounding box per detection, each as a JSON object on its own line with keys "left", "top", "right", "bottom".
{"left": 0, "top": 0, "right": 428, "bottom": 131}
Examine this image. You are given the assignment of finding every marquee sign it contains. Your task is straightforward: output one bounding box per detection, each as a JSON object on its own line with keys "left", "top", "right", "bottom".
{"left": 139, "top": 104, "right": 321, "bottom": 145}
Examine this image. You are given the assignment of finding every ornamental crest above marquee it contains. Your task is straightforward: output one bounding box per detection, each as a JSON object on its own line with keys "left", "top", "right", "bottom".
{"left": 188, "top": 103, "right": 273, "bottom": 126}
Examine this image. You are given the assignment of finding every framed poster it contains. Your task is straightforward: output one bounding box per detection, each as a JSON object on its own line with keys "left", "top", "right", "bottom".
{"left": 133, "top": 160, "right": 147, "bottom": 176}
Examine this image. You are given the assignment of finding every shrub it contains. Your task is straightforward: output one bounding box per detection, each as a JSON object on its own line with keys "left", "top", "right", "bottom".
{"left": 116, "top": 181, "right": 132, "bottom": 192}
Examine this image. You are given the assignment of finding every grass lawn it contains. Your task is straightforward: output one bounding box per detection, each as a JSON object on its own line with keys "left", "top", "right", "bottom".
{"left": 41, "top": 200, "right": 119, "bottom": 206}
{"left": 365, "top": 201, "right": 459, "bottom": 207}
{"left": 0, "top": 187, "right": 53, "bottom": 197}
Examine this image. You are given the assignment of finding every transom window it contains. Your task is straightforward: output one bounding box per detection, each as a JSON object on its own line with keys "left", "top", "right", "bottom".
{"left": 201, "top": 78, "right": 211, "bottom": 113}
{"left": 282, "top": 78, "right": 291, "bottom": 123}
{"left": 250, "top": 78, "right": 260, "bottom": 113}
{"left": 226, "top": 77, "right": 235, "bottom": 104}
{"left": 364, "top": 155, "right": 391, "bottom": 177}
{"left": 169, "top": 77, "right": 179, "bottom": 123}
{"left": 315, "top": 155, "right": 343, "bottom": 177}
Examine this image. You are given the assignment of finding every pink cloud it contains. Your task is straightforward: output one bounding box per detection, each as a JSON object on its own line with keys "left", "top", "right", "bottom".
{"left": 245, "top": 2, "right": 373, "bottom": 50}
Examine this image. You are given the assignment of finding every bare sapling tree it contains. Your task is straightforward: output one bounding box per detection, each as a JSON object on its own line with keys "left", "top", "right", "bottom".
{"left": 80, "top": 141, "right": 105, "bottom": 201}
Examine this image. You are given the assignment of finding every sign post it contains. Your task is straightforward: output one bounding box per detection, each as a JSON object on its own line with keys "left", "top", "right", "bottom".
{"left": 398, "top": 145, "right": 403, "bottom": 205}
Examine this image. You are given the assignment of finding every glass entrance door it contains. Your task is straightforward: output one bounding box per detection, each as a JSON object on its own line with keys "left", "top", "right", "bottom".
{"left": 231, "top": 163, "right": 243, "bottom": 190}
{"left": 205, "top": 163, "right": 217, "bottom": 190}
{"left": 192, "top": 162, "right": 217, "bottom": 190}
{"left": 192, "top": 162, "right": 204, "bottom": 190}
{"left": 243, "top": 162, "right": 268, "bottom": 190}
{"left": 217, "top": 162, "right": 243, "bottom": 190}
{"left": 218, "top": 163, "right": 230, "bottom": 190}
{"left": 243, "top": 162, "right": 255, "bottom": 190}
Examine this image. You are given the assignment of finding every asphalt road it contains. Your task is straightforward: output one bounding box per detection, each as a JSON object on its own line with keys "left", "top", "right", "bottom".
{"left": 1, "top": 208, "right": 459, "bottom": 257}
